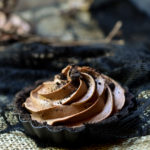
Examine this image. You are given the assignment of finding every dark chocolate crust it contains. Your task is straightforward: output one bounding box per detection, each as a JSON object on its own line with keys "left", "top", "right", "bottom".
{"left": 14, "top": 79, "right": 136, "bottom": 145}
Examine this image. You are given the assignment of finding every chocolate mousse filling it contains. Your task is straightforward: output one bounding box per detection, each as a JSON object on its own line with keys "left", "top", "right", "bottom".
{"left": 23, "top": 65, "right": 126, "bottom": 127}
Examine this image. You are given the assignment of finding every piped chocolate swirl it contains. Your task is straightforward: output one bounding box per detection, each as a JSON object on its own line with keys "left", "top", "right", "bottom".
{"left": 23, "top": 65, "right": 126, "bottom": 127}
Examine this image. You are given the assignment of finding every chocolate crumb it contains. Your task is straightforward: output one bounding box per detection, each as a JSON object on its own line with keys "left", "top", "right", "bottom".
{"left": 56, "top": 82, "right": 60, "bottom": 85}
{"left": 59, "top": 73, "right": 66, "bottom": 80}
{"left": 69, "top": 66, "right": 80, "bottom": 79}
{"left": 108, "top": 83, "right": 115, "bottom": 91}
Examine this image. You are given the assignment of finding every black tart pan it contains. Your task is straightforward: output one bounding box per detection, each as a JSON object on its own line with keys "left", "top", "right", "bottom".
{"left": 14, "top": 80, "right": 136, "bottom": 146}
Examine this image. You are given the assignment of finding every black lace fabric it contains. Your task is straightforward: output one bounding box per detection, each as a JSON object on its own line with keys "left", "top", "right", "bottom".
{"left": 0, "top": 42, "right": 150, "bottom": 144}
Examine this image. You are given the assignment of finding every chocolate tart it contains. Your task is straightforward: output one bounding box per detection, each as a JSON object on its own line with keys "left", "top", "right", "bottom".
{"left": 14, "top": 65, "right": 135, "bottom": 146}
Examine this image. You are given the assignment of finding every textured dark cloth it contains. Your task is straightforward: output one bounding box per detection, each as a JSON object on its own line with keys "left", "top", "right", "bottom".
{"left": 0, "top": 42, "right": 150, "bottom": 148}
